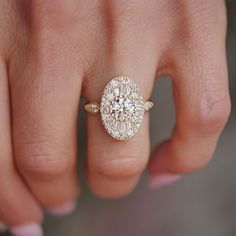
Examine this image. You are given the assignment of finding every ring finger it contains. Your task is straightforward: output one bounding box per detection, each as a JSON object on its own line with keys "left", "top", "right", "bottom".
{"left": 85, "top": 36, "right": 160, "bottom": 198}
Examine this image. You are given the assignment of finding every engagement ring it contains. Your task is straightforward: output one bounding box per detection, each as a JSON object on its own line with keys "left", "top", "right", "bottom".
{"left": 84, "top": 76, "right": 154, "bottom": 140}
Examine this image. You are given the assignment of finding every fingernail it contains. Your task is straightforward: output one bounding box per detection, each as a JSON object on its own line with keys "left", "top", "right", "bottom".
{"left": 149, "top": 173, "right": 182, "bottom": 189}
{"left": 10, "top": 223, "right": 43, "bottom": 236}
{"left": 0, "top": 222, "right": 7, "bottom": 232}
{"left": 47, "top": 200, "right": 77, "bottom": 216}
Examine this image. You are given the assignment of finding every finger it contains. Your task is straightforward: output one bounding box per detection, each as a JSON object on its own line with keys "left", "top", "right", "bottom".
{"left": 83, "top": 0, "right": 168, "bottom": 198}
{"left": 10, "top": 51, "right": 81, "bottom": 213}
{"left": 148, "top": 4, "right": 231, "bottom": 187}
{"left": 85, "top": 0, "right": 166, "bottom": 197}
{"left": 87, "top": 111, "right": 150, "bottom": 198}
{"left": 0, "top": 58, "right": 43, "bottom": 232}
{"left": 86, "top": 43, "right": 160, "bottom": 198}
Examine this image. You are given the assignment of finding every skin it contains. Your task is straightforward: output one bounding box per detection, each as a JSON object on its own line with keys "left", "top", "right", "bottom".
{"left": 0, "top": 0, "right": 231, "bottom": 231}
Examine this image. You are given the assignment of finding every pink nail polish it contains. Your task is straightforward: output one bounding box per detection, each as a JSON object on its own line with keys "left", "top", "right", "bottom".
{"left": 47, "top": 200, "right": 77, "bottom": 216}
{"left": 10, "top": 223, "right": 43, "bottom": 236}
{"left": 149, "top": 174, "right": 182, "bottom": 189}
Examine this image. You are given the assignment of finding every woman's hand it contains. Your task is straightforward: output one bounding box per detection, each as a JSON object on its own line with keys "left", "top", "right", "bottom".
{"left": 0, "top": 0, "right": 230, "bottom": 235}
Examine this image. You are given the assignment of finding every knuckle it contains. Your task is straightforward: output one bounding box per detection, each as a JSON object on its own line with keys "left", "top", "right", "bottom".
{"left": 174, "top": 0, "right": 226, "bottom": 54}
{"left": 15, "top": 138, "right": 74, "bottom": 181}
{"left": 187, "top": 93, "right": 231, "bottom": 134}
{"left": 91, "top": 154, "right": 147, "bottom": 180}
{"left": 179, "top": 155, "right": 211, "bottom": 173}
{"left": 28, "top": 0, "right": 94, "bottom": 33}
{"left": 91, "top": 179, "right": 138, "bottom": 199}
{"left": 179, "top": 0, "right": 226, "bottom": 40}
{"left": 172, "top": 149, "right": 211, "bottom": 174}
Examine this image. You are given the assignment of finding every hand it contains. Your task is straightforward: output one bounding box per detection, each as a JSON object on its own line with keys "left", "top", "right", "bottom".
{"left": 0, "top": 0, "right": 230, "bottom": 235}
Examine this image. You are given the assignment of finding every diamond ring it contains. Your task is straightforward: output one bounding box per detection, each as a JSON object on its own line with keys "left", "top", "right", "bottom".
{"left": 84, "top": 76, "right": 154, "bottom": 140}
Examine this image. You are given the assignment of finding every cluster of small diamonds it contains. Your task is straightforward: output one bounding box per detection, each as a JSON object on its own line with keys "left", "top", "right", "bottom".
{"left": 100, "top": 76, "right": 145, "bottom": 140}
{"left": 144, "top": 100, "right": 154, "bottom": 111}
{"left": 84, "top": 103, "right": 100, "bottom": 114}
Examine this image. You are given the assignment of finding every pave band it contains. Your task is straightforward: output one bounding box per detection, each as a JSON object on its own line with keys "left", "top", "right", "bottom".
{"left": 84, "top": 76, "right": 154, "bottom": 140}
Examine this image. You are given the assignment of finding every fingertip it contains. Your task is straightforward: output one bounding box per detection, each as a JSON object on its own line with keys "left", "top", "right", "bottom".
{"left": 149, "top": 173, "right": 182, "bottom": 189}
{"left": 46, "top": 199, "right": 77, "bottom": 216}
{"left": 10, "top": 223, "right": 43, "bottom": 236}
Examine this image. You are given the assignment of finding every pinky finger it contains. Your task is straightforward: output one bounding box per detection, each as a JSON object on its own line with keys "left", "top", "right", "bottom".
{"left": 148, "top": 9, "right": 231, "bottom": 188}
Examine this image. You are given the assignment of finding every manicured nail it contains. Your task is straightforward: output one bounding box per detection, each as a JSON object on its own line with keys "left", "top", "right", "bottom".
{"left": 149, "top": 173, "right": 182, "bottom": 189}
{"left": 10, "top": 223, "right": 43, "bottom": 236}
{"left": 47, "top": 200, "right": 77, "bottom": 216}
{"left": 0, "top": 222, "right": 7, "bottom": 232}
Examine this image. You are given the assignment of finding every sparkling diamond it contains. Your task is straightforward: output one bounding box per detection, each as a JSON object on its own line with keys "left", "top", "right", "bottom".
{"left": 100, "top": 76, "right": 145, "bottom": 140}
{"left": 84, "top": 103, "right": 100, "bottom": 114}
{"left": 144, "top": 100, "right": 154, "bottom": 111}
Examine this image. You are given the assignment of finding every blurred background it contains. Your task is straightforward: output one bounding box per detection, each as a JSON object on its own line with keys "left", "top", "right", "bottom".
{"left": 2, "top": 1, "right": 236, "bottom": 236}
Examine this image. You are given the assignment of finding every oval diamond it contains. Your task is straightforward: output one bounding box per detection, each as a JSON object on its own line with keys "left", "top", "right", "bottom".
{"left": 100, "top": 76, "right": 145, "bottom": 140}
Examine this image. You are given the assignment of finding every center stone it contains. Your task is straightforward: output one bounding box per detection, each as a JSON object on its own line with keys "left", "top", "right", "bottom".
{"left": 100, "top": 76, "right": 145, "bottom": 140}
{"left": 110, "top": 96, "right": 135, "bottom": 121}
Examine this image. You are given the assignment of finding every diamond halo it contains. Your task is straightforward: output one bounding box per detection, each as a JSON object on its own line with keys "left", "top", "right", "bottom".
{"left": 84, "top": 76, "right": 154, "bottom": 140}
